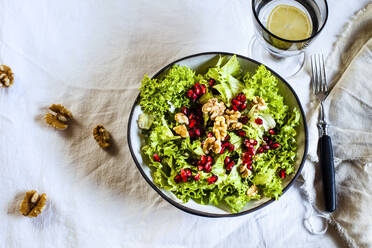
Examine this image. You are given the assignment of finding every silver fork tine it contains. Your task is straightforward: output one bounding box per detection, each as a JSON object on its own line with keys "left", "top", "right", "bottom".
{"left": 315, "top": 54, "right": 321, "bottom": 94}
{"left": 311, "top": 55, "right": 317, "bottom": 94}
{"left": 320, "top": 54, "right": 327, "bottom": 92}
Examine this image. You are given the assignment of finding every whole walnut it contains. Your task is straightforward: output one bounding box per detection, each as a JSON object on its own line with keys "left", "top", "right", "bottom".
{"left": 0, "top": 65, "right": 14, "bottom": 88}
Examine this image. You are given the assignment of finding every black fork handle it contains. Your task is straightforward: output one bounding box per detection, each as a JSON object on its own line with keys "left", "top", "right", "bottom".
{"left": 319, "top": 135, "right": 336, "bottom": 212}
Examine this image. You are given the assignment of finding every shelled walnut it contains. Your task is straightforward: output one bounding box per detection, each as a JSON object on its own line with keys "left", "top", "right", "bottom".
{"left": 252, "top": 96, "right": 267, "bottom": 111}
{"left": 203, "top": 136, "right": 221, "bottom": 154}
{"left": 224, "top": 109, "right": 242, "bottom": 130}
{"left": 247, "top": 185, "right": 258, "bottom": 197}
{"left": 213, "top": 116, "right": 227, "bottom": 141}
{"left": 239, "top": 165, "right": 252, "bottom": 178}
{"left": 19, "top": 190, "right": 47, "bottom": 218}
{"left": 44, "top": 104, "right": 73, "bottom": 130}
{"left": 0, "top": 65, "right": 14, "bottom": 88}
{"left": 202, "top": 98, "right": 226, "bottom": 120}
{"left": 174, "top": 113, "right": 189, "bottom": 125}
{"left": 93, "top": 125, "right": 111, "bottom": 148}
{"left": 173, "top": 124, "right": 189, "bottom": 138}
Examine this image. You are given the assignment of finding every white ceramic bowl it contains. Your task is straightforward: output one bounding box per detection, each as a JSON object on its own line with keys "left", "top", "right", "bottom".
{"left": 127, "top": 52, "right": 308, "bottom": 217}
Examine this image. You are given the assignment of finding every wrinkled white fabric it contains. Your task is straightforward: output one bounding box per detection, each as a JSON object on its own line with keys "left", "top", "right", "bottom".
{"left": 0, "top": 0, "right": 370, "bottom": 247}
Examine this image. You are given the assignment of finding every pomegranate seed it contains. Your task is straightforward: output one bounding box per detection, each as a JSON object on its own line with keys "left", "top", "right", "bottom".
{"left": 197, "top": 165, "right": 204, "bottom": 171}
{"left": 201, "top": 141, "right": 204, "bottom": 148}
{"left": 207, "top": 156, "right": 213, "bottom": 163}
{"left": 188, "top": 129, "right": 194, "bottom": 138}
{"left": 228, "top": 144, "right": 235, "bottom": 152}
{"left": 255, "top": 118, "right": 263, "bottom": 125}
{"left": 269, "top": 129, "right": 276, "bottom": 135}
{"left": 153, "top": 154, "right": 161, "bottom": 162}
{"left": 185, "top": 168, "right": 192, "bottom": 177}
{"left": 257, "top": 147, "right": 264, "bottom": 153}
{"left": 219, "top": 146, "right": 226, "bottom": 154}
{"left": 248, "top": 147, "right": 255, "bottom": 155}
{"left": 192, "top": 93, "right": 198, "bottom": 101}
{"left": 263, "top": 136, "right": 269, "bottom": 141}
{"left": 181, "top": 106, "right": 188, "bottom": 115}
{"left": 194, "top": 128, "right": 201, "bottom": 137}
{"left": 240, "top": 103, "right": 247, "bottom": 110}
{"left": 207, "top": 132, "right": 213, "bottom": 137}
{"left": 174, "top": 174, "right": 181, "bottom": 183}
{"left": 232, "top": 105, "right": 238, "bottom": 111}
{"left": 207, "top": 175, "right": 218, "bottom": 185}
{"left": 194, "top": 82, "right": 201, "bottom": 89}
{"left": 243, "top": 152, "right": 252, "bottom": 160}
{"left": 188, "top": 113, "right": 195, "bottom": 120}
{"left": 200, "top": 84, "right": 206, "bottom": 94}
{"left": 222, "top": 142, "right": 230, "bottom": 148}
{"left": 187, "top": 89, "right": 194, "bottom": 98}
{"left": 244, "top": 139, "right": 251, "bottom": 148}
{"left": 250, "top": 139, "right": 258, "bottom": 146}
{"left": 239, "top": 116, "right": 248, "bottom": 124}
{"left": 200, "top": 155, "right": 207, "bottom": 165}
{"left": 226, "top": 161, "right": 235, "bottom": 171}
{"left": 263, "top": 145, "right": 270, "bottom": 150}
{"left": 194, "top": 86, "right": 201, "bottom": 96}
{"left": 194, "top": 173, "right": 201, "bottom": 181}
{"left": 208, "top": 79, "right": 215, "bottom": 86}
{"left": 224, "top": 156, "right": 231, "bottom": 165}
{"left": 204, "top": 163, "right": 212, "bottom": 173}
{"left": 240, "top": 94, "right": 246, "bottom": 102}
{"left": 189, "top": 119, "right": 196, "bottom": 128}
{"left": 271, "top": 143, "right": 280, "bottom": 149}
{"left": 279, "top": 169, "right": 286, "bottom": 179}
{"left": 237, "top": 130, "right": 246, "bottom": 137}
{"left": 224, "top": 134, "right": 230, "bottom": 142}
{"left": 232, "top": 99, "right": 241, "bottom": 106}
{"left": 247, "top": 164, "right": 253, "bottom": 170}
{"left": 268, "top": 140, "right": 273, "bottom": 146}
{"left": 180, "top": 169, "right": 187, "bottom": 182}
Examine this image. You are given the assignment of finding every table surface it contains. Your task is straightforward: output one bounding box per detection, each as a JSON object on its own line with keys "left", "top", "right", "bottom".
{"left": 1, "top": 0, "right": 370, "bottom": 247}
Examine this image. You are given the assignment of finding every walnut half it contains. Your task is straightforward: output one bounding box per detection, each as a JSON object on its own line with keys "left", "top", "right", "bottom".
{"left": 93, "top": 125, "right": 111, "bottom": 148}
{"left": 0, "top": 65, "right": 14, "bottom": 88}
{"left": 19, "top": 190, "right": 47, "bottom": 218}
{"left": 202, "top": 98, "right": 226, "bottom": 120}
{"left": 173, "top": 124, "right": 189, "bottom": 138}
{"left": 44, "top": 104, "right": 73, "bottom": 130}
{"left": 213, "top": 116, "right": 227, "bottom": 141}
{"left": 203, "top": 136, "right": 221, "bottom": 154}
{"left": 240, "top": 165, "right": 252, "bottom": 178}
{"left": 252, "top": 96, "right": 267, "bottom": 111}
{"left": 224, "top": 109, "right": 242, "bottom": 130}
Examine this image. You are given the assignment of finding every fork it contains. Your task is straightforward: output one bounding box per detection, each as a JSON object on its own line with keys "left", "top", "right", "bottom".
{"left": 311, "top": 54, "right": 336, "bottom": 212}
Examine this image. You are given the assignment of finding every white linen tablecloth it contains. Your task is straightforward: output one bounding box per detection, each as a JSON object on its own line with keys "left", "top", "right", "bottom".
{"left": 0, "top": 1, "right": 370, "bottom": 247}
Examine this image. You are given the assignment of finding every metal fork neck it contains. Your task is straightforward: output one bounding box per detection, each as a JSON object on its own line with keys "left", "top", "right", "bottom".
{"left": 317, "top": 102, "right": 328, "bottom": 136}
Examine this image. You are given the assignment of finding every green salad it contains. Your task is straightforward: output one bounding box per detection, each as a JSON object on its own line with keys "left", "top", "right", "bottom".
{"left": 137, "top": 55, "right": 300, "bottom": 213}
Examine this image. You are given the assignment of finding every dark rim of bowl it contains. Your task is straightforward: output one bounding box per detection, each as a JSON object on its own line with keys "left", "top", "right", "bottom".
{"left": 127, "top": 51, "right": 309, "bottom": 218}
{"left": 251, "top": 0, "right": 329, "bottom": 43}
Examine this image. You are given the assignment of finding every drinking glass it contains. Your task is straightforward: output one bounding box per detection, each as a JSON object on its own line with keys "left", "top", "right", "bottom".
{"left": 249, "top": 0, "right": 328, "bottom": 78}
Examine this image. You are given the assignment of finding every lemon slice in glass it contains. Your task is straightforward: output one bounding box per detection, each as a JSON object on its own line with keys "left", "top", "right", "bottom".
{"left": 267, "top": 4, "right": 312, "bottom": 41}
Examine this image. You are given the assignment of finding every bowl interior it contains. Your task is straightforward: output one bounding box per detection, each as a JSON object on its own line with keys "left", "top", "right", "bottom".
{"left": 128, "top": 53, "right": 307, "bottom": 217}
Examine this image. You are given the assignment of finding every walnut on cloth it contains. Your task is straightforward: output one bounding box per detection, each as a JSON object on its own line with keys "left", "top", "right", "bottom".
{"left": 93, "top": 125, "right": 111, "bottom": 148}
{"left": 173, "top": 124, "right": 189, "bottom": 138}
{"left": 44, "top": 104, "right": 73, "bottom": 130}
{"left": 19, "top": 190, "right": 47, "bottom": 218}
{"left": 202, "top": 98, "right": 226, "bottom": 120}
{"left": 224, "top": 109, "right": 242, "bottom": 130}
{"left": 203, "top": 136, "right": 221, "bottom": 154}
{"left": 213, "top": 116, "right": 228, "bottom": 141}
{"left": 0, "top": 64, "right": 14, "bottom": 88}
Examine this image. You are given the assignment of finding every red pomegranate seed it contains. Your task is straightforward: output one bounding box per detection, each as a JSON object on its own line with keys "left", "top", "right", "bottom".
{"left": 240, "top": 103, "right": 247, "bottom": 110}
{"left": 240, "top": 94, "right": 246, "bottom": 102}
{"left": 269, "top": 129, "right": 276, "bottom": 135}
{"left": 200, "top": 155, "right": 207, "bottom": 165}
{"left": 250, "top": 139, "right": 258, "bottom": 146}
{"left": 226, "top": 161, "right": 235, "bottom": 171}
{"left": 180, "top": 169, "right": 187, "bottom": 182}
{"left": 228, "top": 144, "right": 235, "bottom": 152}
{"left": 181, "top": 106, "right": 188, "bottom": 115}
{"left": 263, "top": 145, "right": 270, "bottom": 150}
{"left": 201, "top": 141, "right": 204, "bottom": 148}
{"left": 222, "top": 142, "right": 230, "bottom": 148}
{"left": 153, "top": 154, "right": 161, "bottom": 162}
{"left": 188, "top": 112, "right": 195, "bottom": 120}
{"left": 247, "top": 164, "right": 253, "bottom": 170}
{"left": 207, "top": 132, "right": 213, "bottom": 137}
{"left": 185, "top": 168, "right": 192, "bottom": 177}
{"left": 194, "top": 82, "right": 201, "bottom": 89}
{"left": 271, "top": 143, "right": 280, "bottom": 149}
{"left": 232, "top": 105, "right": 238, "bottom": 111}
{"left": 189, "top": 119, "right": 196, "bottom": 128}
{"left": 263, "top": 136, "right": 269, "bottom": 141}
{"left": 188, "top": 129, "right": 194, "bottom": 138}
{"left": 257, "top": 147, "right": 264, "bottom": 154}
{"left": 174, "top": 174, "right": 181, "bottom": 183}
{"left": 187, "top": 89, "right": 194, "bottom": 98}
{"left": 192, "top": 93, "right": 198, "bottom": 101}
{"left": 244, "top": 139, "right": 251, "bottom": 148}
{"left": 279, "top": 169, "right": 286, "bottom": 179}
{"left": 219, "top": 146, "right": 226, "bottom": 154}
{"left": 239, "top": 116, "right": 248, "bottom": 124}
{"left": 207, "top": 175, "right": 218, "bottom": 185}
{"left": 255, "top": 118, "right": 263, "bottom": 125}
{"left": 237, "top": 130, "right": 246, "bottom": 137}
{"left": 208, "top": 79, "right": 215, "bottom": 86}
{"left": 197, "top": 165, "right": 204, "bottom": 171}
{"left": 224, "top": 156, "right": 231, "bottom": 165}
{"left": 268, "top": 140, "right": 273, "bottom": 146}
{"left": 194, "top": 128, "right": 201, "bottom": 137}
{"left": 194, "top": 86, "right": 201, "bottom": 96}
{"left": 224, "top": 134, "right": 230, "bottom": 142}
{"left": 232, "top": 99, "right": 241, "bottom": 106}
{"left": 194, "top": 173, "right": 201, "bottom": 181}
{"left": 200, "top": 84, "right": 206, "bottom": 94}
{"left": 207, "top": 156, "right": 213, "bottom": 163}
{"left": 204, "top": 163, "right": 212, "bottom": 173}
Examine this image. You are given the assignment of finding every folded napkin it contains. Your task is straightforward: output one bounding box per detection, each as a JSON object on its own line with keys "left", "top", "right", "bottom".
{"left": 301, "top": 3, "right": 372, "bottom": 247}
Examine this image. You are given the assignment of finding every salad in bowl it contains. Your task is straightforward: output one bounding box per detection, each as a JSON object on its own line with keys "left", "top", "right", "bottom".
{"left": 130, "top": 54, "right": 306, "bottom": 215}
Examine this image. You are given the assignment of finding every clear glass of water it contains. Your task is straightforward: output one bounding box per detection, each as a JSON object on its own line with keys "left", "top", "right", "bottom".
{"left": 249, "top": 0, "right": 328, "bottom": 78}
